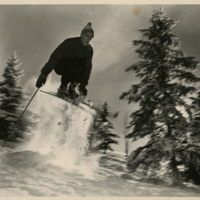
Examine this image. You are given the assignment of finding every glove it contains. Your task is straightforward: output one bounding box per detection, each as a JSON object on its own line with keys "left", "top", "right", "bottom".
{"left": 36, "top": 74, "right": 47, "bottom": 88}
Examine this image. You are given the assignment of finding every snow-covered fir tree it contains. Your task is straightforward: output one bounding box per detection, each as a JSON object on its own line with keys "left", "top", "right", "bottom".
{"left": 98, "top": 102, "right": 120, "bottom": 154}
{"left": 0, "top": 51, "right": 25, "bottom": 112}
{"left": 120, "top": 9, "right": 200, "bottom": 184}
{"left": 89, "top": 102, "right": 119, "bottom": 154}
{"left": 0, "top": 51, "right": 30, "bottom": 141}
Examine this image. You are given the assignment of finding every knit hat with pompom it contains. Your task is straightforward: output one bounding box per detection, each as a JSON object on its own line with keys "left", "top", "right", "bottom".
{"left": 81, "top": 22, "right": 94, "bottom": 35}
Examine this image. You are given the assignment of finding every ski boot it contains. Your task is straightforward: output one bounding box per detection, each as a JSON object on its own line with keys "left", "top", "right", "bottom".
{"left": 68, "top": 82, "right": 79, "bottom": 100}
{"left": 73, "top": 84, "right": 87, "bottom": 105}
{"left": 57, "top": 84, "right": 70, "bottom": 99}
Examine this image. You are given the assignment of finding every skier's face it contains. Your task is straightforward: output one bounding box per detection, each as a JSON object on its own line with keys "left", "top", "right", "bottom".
{"left": 81, "top": 32, "right": 94, "bottom": 46}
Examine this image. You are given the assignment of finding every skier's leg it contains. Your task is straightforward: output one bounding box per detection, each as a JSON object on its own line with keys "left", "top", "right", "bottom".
{"left": 79, "top": 76, "right": 88, "bottom": 97}
{"left": 68, "top": 82, "right": 79, "bottom": 99}
{"left": 70, "top": 74, "right": 87, "bottom": 104}
{"left": 57, "top": 74, "right": 71, "bottom": 97}
{"left": 80, "top": 84, "right": 88, "bottom": 96}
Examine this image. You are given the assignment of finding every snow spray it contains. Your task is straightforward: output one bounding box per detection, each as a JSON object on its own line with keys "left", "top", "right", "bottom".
{"left": 17, "top": 78, "right": 100, "bottom": 178}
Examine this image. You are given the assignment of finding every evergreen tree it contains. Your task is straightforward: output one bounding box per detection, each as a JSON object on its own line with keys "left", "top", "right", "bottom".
{"left": 120, "top": 9, "right": 200, "bottom": 184}
{"left": 88, "top": 102, "right": 119, "bottom": 154}
{"left": 98, "top": 102, "right": 120, "bottom": 154}
{"left": 0, "top": 51, "right": 30, "bottom": 141}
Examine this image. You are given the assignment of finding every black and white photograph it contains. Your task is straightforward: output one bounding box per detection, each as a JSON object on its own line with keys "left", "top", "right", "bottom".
{"left": 1, "top": 2, "right": 200, "bottom": 197}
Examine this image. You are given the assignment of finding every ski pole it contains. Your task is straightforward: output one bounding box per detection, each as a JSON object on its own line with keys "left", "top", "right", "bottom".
{"left": 2, "top": 88, "right": 40, "bottom": 147}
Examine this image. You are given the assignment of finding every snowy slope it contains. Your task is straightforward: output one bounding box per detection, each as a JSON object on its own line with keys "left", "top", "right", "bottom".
{"left": 0, "top": 149, "right": 200, "bottom": 196}
{"left": 0, "top": 91, "right": 200, "bottom": 196}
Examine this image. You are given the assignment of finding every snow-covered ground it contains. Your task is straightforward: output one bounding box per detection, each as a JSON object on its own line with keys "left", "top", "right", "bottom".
{"left": 0, "top": 145, "right": 200, "bottom": 197}
{"left": 0, "top": 90, "right": 200, "bottom": 197}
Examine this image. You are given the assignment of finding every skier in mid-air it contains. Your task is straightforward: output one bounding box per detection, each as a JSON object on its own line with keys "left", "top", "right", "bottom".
{"left": 36, "top": 22, "right": 94, "bottom": 101}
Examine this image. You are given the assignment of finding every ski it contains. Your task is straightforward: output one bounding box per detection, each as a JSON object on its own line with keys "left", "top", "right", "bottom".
{"left": 39, "top": 90, "right": 96, "bottom": 110}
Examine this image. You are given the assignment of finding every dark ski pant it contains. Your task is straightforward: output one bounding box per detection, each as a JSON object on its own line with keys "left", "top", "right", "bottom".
{"left": 55, "top": 67, "right": 85, "bottom": 86}
{"left": 54, "top": 59, "right": 87, "bottom": 87}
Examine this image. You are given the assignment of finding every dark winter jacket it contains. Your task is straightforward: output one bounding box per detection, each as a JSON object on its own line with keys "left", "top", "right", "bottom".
{"left": 41, "top": 37, "right": 93, "bottom": 86}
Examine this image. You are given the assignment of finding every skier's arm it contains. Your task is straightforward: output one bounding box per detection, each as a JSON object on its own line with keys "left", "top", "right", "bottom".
{"left": 40, "top": 39, "right": 69, "bottom": 76}
{"left": 36, "top": 39, "right": 71, "bottom": 88}
{"left": 82, "top": 48, "right": 93, "bottom": 87}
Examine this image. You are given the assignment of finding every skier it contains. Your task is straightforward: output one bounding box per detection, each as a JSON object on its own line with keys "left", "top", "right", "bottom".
{"left": 35, "top": 22, "right": 94, "bottom": 101}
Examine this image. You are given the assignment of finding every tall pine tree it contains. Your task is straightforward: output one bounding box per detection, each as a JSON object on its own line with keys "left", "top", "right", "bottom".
{"left": 120, "top": 9, "right": 200, "bottom": 184}
{"left": 0, "top": 51, "right": 30, "bottom": 141}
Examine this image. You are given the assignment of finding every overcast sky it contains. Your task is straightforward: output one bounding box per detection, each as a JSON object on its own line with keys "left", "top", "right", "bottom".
{"left": 1, "top": 4, "right": 200, "bottom": 153}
